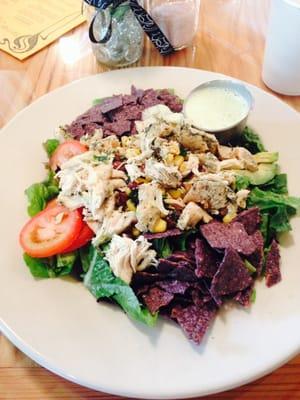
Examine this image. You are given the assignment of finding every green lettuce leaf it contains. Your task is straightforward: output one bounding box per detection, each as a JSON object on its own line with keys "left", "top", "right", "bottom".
{"left": 248, "top": 187, "right": 300, "bottom": 212}
{"left": 174, "top": 229, "right": 196, "bottom": 251}
{"left": 235, "top": 175, "right": 250, "bottom": 190}
{"left": 92, "top": 97, "right": 106, "bottom": 106}
{"left": 43, "top": 139, "right": 60, "bottom": 158}
{"left": 244, "top": 260, "right": 256, "bottom": 274}
{"left": 56, "top": 252, "right": 78, "bottom": 276}
{"left": 25, "top": 171, "right": 59, "bottom": 216}
{"left": 260, "top": 174, "right": 288, "bottom": 194}
{"left": 250, "top": 288, "right": 256, "bottom": 303}
{"left": 79, "top": 245, "right": 93, "bottom": 273}
{"left": 152, "top": 238, "right": 172, "bottom": 258}
{"left": 248, "top": 187, "right": 300, "bottom": 241}
{"left": 83, "top": 246, "right": 157, "bottom": 326}
{"left": 259, "top": 212, "right": 270, "bottom": 243}
{"left": 239, "top": 127, "right": 266, "bottom": 154}
{"left": 24, "top": 252, "right": 77, "bottom": 278}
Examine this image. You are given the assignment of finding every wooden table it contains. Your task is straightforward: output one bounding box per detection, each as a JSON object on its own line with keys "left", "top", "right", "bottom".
{"left": 0, "top": 0, "right": 299, "bottom": 398}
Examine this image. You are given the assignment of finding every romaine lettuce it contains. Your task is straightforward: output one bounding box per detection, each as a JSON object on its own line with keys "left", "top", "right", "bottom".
{"left": 25, "top": 171, "right": 59, "bottom": 216}
{"left": 83, "top": 246, "right": 157, "bottom": 326}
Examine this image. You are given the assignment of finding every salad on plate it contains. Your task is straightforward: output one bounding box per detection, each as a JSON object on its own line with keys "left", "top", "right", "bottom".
{"left": 19, "top": 86, "right": 300, "bottom": 344}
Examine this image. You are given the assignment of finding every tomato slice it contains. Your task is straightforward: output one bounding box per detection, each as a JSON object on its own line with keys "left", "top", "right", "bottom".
{"left": 44, "top": 199, "right": 94, "bottom": 253}
{"left": 20, "top": 205, "right": 83, "bottom": 258}
{"left": 50, "top": 140, "right": 87, "bottom": 171}
{"left": 62, "top": 223, "right": 94, "bottom": 253}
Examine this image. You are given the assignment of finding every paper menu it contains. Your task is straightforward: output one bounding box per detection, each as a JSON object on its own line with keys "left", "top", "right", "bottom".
{"left": 0, "top": 0, "right": 86, "bottom": 60}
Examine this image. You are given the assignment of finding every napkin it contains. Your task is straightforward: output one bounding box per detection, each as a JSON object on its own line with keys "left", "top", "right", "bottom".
{"left": 0, "top": 0, "right": 86, "bottom": 60}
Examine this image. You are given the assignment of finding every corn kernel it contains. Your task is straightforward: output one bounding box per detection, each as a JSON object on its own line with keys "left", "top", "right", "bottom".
{"left": 223, "top": 212, "right": 237, "bottom": 224}
{"left": 169, "top": 189, "right": 182, "bottom": 199}
{"left": 132, "top": 227, "right": 141, "bottom": 237}
{"left": 174, "top": 155, "right": 184, "bottom": 167}
{"left": 165, "top": 154, "right": 174, "bottom": 165}
{"left": 126, "top": 148, "right": 141, "bottom": 158}
{"left": 136, "top": 177, "right": 146, "bottom": 184}
{"left": 151, "top": 218, "right": 167, "bottom": 233}
{"left": 121, "top": 136, "right": 129, "bottom": 146}
{"left": 126, "top": 199, "right": 136, "bottom": 212}
{"left": 179, "top": 162, "right": 187, "bottom": 173}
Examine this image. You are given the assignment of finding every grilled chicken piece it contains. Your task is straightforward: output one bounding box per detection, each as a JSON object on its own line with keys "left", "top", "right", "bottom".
{"left": 176, "top": 127, "right": 218, "bottom": 153}
{"left": 177, "top": 202, "right": 212, "bottom": 230}
{"left": 92, "top": 210, "right": 136, "bottom": 246}
{"left": 234, "top": 147, "right": 258, "bottom": 172}
{"left": 145, "top": 159, "right": 182, "bottom": 188}
{"left": 183, "top": 174, "right": 234, "bottom": 212}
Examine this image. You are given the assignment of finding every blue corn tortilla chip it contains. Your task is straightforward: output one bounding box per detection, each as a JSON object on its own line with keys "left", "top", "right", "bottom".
{"left": 234, "top": 283, "right": 254, "bottom": 307}
{"left": 194, "top": 238, "right": 220, "bottom": 278}
{"left": 143, "top": 228, "right": 182, "bottom": 240}
{"left": 157, "top": 260, "right": 197, "bottom": 282}
{"left": 211, "top": 247, "right": 253, "bottom": 296}
{"left": 142, "top": 287, "right": 174, "bottom": 314}
{"left": 233, "top": 207, "right": 261, "bottom": 235}
{"left": 265, "top": 239, "right": 281, "bottom": 287}
{"left": 99, "top": 95, "right": 123, "bottom": 114}
{"left": 191, "top": 289, "right": 213, "bottom": 308}
{"left": 171, "top": 303, "right": 217, "bottom": 345}
{"left": 248, "top": 230, "right": 264, "bottom": 276}
{"left": 157, "top": 280, "right": 190, "bottom": 294}
{"left": 132, "top": 271, "right": 161, "bottom": 285}
{"left": 166, "top": 251, "right": 195, "bottom": 264}
{"left": 200, "top": 221, "right": 257, "bottom": 255}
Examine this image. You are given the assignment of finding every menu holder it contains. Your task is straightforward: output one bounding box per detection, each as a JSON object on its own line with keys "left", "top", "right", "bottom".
{"left": 0, "top": 0, "right": 86, "bottom": 60}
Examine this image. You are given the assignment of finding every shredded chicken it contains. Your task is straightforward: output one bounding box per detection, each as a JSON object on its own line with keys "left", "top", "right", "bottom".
{"left": 136, "top": 182, "right": 168, "bottom": 232}
{"left": 154, "top": 137, "right": 180, "bottom": 158}
{"left": 218, "top": 145, "right": 234, "bottom": 160}
{"left": 164, "top": 197, "right": 186, "bottom": 209}
{"left": 236, "top": 189, "right": 250, "bottom": 208}
{"left": 92, "top": 211, "right": 136, "bottom": 246}
{"left": 218, "top": 145, "right": 258, "bottom": 172}
{"left": 57, "top": 152, "right": 126, "bottom": 219}
{"left": 219, "top": 159, "right": 245, "bottom": 170}
{"left": 181, "top": 154, "right": 201, "bottom": 177}
{"left": 125, "top": 163, "right": 145, "bottom": 181}
{"left": 198, "top": 152, "right": 220, "bottom": 173}
{"left": 105, "top": 235, "right": 157, "bottom": 284}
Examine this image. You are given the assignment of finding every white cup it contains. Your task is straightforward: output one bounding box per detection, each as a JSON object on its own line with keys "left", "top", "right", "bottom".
{"left": 262, "top": 0, "right": 300, "bottom": 96}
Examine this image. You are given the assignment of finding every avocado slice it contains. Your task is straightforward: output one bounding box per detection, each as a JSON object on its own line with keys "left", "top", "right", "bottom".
{"left": 253, "top": 152, "right": 278, "bottom": 164}
{"left": 235, "top": 163, "right": 278, "bottom": 185}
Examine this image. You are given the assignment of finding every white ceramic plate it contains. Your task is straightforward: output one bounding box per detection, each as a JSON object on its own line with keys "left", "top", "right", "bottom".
{"left": 0, "top": 67, "right": 299, "bottom": 399}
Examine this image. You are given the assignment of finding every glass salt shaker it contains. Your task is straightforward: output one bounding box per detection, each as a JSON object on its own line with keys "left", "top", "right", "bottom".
{"left": 148, "top": 0, "right": 201, "bottom": 50}
{"left": 84, "top": 2, "right": 144, "bottom": 67}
